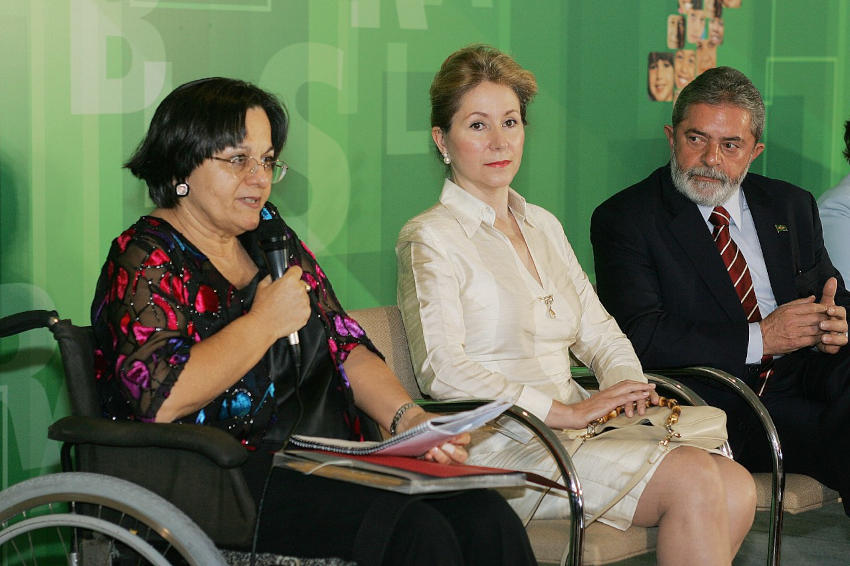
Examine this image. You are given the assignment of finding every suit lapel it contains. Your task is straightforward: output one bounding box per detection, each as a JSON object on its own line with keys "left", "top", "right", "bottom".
{"left": 743, "top": 179, "right": 796, "bottom": 304}
{"left": 659, "top": 169, "right": 748, "bottom": 322}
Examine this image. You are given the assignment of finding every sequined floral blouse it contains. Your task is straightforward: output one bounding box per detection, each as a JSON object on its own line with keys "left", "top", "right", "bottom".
{"left": 91, "top": 204, "right": 376, "bottom": 445}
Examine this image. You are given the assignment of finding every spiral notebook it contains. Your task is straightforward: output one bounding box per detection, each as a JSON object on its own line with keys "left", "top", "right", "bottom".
{"left": 288, "top": 399, "right": 512, "bottom": 457}
{"left": 276, "top": 400, "right": 566, "bottom": 494}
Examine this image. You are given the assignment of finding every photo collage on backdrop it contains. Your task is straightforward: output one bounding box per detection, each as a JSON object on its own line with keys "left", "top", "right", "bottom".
{"left": 648, "top": 0, "right": 740, "bottom": 102}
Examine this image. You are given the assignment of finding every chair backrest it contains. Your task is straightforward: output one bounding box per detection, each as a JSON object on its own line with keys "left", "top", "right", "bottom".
{"left": 349, "top": 305, "right": 423, "bottom": 399}
{"left": 49, "top": 319, "right": 101, "bottom": 418}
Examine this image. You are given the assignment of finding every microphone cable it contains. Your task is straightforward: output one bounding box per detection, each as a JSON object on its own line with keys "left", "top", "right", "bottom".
{"left": 251, "top": 207, "right": 307, "bottom": 565}
{"left": 250, "top": 341, "right": 304, "bottom": 566}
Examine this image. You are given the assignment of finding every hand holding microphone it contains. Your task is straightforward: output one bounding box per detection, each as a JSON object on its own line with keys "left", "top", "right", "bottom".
{"left": 256, "top": 206, "right": 309, "bottom": 373}
{"left": 253, "top": 268, "right": 310, "bottom": 339}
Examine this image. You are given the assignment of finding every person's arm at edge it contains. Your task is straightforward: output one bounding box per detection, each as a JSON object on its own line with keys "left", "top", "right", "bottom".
{"left": 818, "top": 181, "right": 850, "bottom": 290}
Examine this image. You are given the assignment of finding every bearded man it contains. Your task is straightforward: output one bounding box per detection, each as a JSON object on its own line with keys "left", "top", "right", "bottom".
{"left": 590, "top": 66, "right": 850, "bottom": 516}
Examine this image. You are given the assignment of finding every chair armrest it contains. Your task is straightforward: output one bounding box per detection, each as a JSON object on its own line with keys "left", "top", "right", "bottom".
{"left": 572, "top": 367, "right": 707, "bottom": 405}
{"left": 647, "top": 367, "right": 780, "bottom": 461}
{"left": 645, "top": 373, "right": 706, "bottom": 404}
{"left": 647, "top": 366, "right": 782, "bottom": 566}
{"left": 418, "top": 399, "right": 584, "bottom": 566}
{"left": 48, "top": 416, "right": 248, "bottom": 468}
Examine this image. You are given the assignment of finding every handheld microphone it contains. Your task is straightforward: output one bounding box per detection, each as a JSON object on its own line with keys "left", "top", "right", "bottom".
{"left": 257, "top": 206, "right": 301, "bottom": 368}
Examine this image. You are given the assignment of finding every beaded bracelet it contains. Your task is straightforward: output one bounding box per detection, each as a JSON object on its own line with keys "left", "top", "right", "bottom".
{"left": 389, "top": 401, "right": 418, "bottom": 436}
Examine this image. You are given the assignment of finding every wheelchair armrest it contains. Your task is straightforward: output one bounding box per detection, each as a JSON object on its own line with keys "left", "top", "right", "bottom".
{"left": 49, "top": 416, "right": 248, "bottom": 468}
{"left": 418, "top": 399, "right": 584, "bottom": 566}
{"left": 0, "top": 309, "right": 59, "bottom": 337}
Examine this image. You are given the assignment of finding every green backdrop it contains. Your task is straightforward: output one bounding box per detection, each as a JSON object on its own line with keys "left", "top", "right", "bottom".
{"left": 2, "top": 0, "right": 849, "bottom": 488}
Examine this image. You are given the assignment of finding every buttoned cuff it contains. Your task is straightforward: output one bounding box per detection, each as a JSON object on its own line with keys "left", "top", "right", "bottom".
{"left": 514, "top": 386, "right": 554, "bottom": 422}
{"left": 746, "top": 322, "right": 764, "bottom": 364}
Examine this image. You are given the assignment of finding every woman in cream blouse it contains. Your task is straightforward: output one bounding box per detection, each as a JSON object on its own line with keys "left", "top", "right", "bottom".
{"left": 396, "top": 45, "right": 756, "bottom": 566}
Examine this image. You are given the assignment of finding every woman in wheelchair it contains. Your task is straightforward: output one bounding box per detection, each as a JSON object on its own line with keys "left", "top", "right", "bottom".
{"left": 90, "top": 77, "right": 535, "bottom": 566}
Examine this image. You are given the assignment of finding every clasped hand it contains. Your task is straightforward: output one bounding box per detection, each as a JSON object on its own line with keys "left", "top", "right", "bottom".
{"left": 760, "top": 277, "right": 848, "bottom": 356}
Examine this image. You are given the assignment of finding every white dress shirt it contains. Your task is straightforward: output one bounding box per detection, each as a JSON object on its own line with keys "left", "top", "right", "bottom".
{"left": 697, "top": 188, "right": 778, "bottom": 363}
{"left": 396, "top": 179, "right": 644, "bottom": 422}
{"left": 819, "top": 173, "right": 850, "bottom": 285}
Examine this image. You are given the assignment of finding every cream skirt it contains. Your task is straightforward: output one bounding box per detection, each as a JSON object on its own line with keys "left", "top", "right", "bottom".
{"left": 467, "top": 423, "right": 678, "bottom": 530}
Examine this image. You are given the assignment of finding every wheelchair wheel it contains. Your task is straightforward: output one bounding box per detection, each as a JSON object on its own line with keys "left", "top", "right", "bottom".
{"left": 0, "top": 472, "right": 227, "bottom": 565}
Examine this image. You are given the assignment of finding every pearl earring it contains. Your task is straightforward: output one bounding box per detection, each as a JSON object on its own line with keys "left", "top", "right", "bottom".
{"left": 175, "top": 183, "right": 190, "bottom": 197}
{"left": 442, "top": 153, "right": 451, "bottom": 165}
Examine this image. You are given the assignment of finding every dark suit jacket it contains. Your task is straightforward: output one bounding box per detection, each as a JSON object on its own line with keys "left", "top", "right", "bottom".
{"left": 591, "top": 165, "right": 849, "bottom": 381}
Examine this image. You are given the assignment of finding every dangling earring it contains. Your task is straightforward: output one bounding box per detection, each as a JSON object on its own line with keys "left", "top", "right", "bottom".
{"left": 175, "top": 183, "right": 190, "bottom": 197}
{"left": 442, "top": 153, "right": 451, "bottom": 165}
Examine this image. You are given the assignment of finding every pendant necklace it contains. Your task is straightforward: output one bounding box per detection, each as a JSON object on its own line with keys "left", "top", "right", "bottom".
{"left": 538, "top": 294, "right": 556, "bottom": 318}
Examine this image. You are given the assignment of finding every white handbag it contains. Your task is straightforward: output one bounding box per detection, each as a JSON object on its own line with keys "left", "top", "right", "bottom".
{"left": 565, "top": 397, "right": 728, "bottom": 523}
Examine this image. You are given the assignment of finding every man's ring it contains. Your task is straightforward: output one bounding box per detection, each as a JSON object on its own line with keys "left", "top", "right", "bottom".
{"left": 304, "top": 282, "right": 311, "bottom": 293}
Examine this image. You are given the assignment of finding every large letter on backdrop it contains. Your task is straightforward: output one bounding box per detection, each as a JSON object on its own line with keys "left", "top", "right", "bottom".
{"left": 261, "top": 43, "right": 352, "bottom": 253}
{"left": 70, "top": 0, "right": 167, "bottom": 114}
{"left": 0, "top": 283, "right": 62, "bottom": 477}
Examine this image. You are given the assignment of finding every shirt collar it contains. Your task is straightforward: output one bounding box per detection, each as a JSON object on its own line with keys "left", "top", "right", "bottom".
{"left": 697, "top": 187, "right": 747, "bottom": 228}
{"left": 438, "top": 179, "right": 533, "bottom": 238}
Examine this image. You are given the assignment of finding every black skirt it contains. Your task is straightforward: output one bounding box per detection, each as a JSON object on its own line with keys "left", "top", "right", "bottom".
{"left": 239, "top": 449, "right": 536, "bottom": 566}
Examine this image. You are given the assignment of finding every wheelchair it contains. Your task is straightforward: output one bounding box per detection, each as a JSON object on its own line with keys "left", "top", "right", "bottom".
{"left": 0, "top": 471, "right": 224, "bottom": 565}
{"left": 0, "top": 309, "right": 229, "bottom": 565}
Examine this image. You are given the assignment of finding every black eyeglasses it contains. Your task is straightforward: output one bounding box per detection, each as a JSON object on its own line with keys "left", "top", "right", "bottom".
{"left": 211, "top": 155, "right": 288, "bottom": 183}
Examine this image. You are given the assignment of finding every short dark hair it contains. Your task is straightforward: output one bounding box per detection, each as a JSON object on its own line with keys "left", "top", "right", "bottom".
{"left": 672, "top": 66, "right": 765, "bottom": 142}
{"left": 125, "top": 77, "right": 288, "bottom": 208}
{"left": 843, "top": 119, "right": 850, "bottom": 165}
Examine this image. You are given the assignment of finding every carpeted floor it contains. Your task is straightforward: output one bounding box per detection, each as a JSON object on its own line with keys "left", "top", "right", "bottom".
{"left": 610, "top": 502, "right": 850, "bottom": 566}
{"left": 217, "top": 503, "right": 850, "bottom": 565}
{"left": 219, "top": 551, "right": 355, "bottom": 566}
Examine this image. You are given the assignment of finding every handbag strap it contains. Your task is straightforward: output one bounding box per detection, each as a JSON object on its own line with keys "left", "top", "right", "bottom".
{"left": 583, "top": 396, "right": 680, "bottom": 438}
{"left": 583, "top": 398, "right": 680, "bottom": 524}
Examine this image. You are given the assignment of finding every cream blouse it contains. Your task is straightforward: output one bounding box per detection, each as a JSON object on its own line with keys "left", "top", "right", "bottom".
{"left": 396, "top": 179, "right": 644, "bottom": 422}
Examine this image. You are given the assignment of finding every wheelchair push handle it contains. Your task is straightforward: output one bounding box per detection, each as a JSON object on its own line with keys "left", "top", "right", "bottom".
{"left": 0, "top": 309, "right": 60, "bottom": 338}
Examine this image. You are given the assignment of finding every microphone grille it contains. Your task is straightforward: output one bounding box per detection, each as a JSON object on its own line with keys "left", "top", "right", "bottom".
{"left": 257, "top": 205, "right": 286, "bottom": 245}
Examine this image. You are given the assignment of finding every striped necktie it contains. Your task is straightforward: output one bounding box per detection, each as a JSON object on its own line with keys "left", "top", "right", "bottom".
{"left": 709, "top": 206, "right": 773, "bottom": 395}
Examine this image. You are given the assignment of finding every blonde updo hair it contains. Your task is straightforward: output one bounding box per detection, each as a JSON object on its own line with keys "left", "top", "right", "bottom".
{"left": 429, "top": 45, "right": 538, "bottom": 143}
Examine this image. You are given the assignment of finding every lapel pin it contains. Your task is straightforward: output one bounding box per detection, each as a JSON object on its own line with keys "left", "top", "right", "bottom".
{"left": 775, "top": 224, "right": 788, "bottom": 233}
